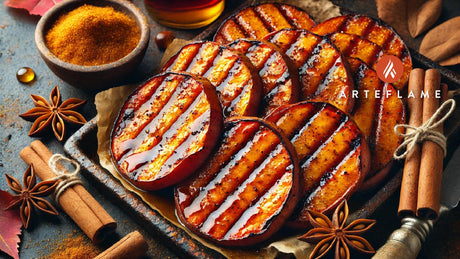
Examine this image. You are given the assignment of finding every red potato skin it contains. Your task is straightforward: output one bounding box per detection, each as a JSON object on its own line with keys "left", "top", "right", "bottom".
{"left": 265, "top": 102, "right": 371, "bottom": 228}
{"left": 174, "top": 117, "right": 300, "bottom": 246}
{"left": 111, "top": 72, "right": 223, "bottom": 191}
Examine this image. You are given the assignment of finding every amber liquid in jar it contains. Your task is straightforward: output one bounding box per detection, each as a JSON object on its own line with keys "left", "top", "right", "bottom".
{"left": 145, "top": 0, "right": 224, "bottom": 29}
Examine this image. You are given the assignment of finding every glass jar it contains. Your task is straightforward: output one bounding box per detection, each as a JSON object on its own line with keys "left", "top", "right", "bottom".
{"left": 145, "top": 0, "right": 225, "bottom": 29}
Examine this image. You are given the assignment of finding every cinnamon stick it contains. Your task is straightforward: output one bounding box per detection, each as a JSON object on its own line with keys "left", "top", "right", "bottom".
{"left": 94, "top": 231, "right": 148, "bottom": 259}
{"left": 417, "top": 69, "right": 443, "bottom": 220}
{"left": 20, "top": 140, "right": 116, "bottom": 243}
{"left": 398, "top": 68, "right": 424, "bottom": 218}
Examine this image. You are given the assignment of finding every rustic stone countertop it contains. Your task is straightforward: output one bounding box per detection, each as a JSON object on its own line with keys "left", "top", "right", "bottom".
{"left": 0, "top": 0, "right": 459, "bottom": 258}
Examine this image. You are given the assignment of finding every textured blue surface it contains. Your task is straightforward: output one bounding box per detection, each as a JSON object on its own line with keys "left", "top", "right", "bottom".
{"left": 1, "top": 0, "right": 460, "bottom": 258}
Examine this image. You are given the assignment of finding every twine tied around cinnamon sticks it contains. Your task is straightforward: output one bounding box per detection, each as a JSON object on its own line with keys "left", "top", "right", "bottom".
{"left": 48, "top": 154, "right": 83, "bottom": 203}
{"left": 20, "top": 140, "right": 117, "bottom": 243}
{"left": 397, "top": 68, "right": 453, "bottom": 220}
{"left": 393, "top": 98, "right": 456, "bottom": 160}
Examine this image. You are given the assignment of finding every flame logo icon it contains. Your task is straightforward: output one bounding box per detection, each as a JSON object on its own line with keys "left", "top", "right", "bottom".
{"left": 383, "top": 59, "right": 396, "bottom": 79}
{"left": 376, "top": 55, "right": 404, "bottom": 83}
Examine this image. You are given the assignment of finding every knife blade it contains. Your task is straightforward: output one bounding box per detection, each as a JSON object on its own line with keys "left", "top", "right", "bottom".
{"left": 440, "top": 145, "right": 460, "bottom": 209}
{"left": 373, "top": 144, "right": 460, "bottom": 259}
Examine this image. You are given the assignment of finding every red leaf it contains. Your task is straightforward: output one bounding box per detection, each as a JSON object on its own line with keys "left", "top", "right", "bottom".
{"left": 4, "top": 0, "right": 65, "bottom": 16}
{"left": 0, "top": 190, "right": 22, "bottom": 259}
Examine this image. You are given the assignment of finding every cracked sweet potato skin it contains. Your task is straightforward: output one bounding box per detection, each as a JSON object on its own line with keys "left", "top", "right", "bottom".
{"left": 214, "top": 3, "right": 316, "bottom": 44}
{"left": 266, "top": 102, "right": 370, "bottom": 228}
{"left": 162, "top": 41, "right": 262, "bottom": 117}
{"left": 111, "top": 72, "right": 223, "bottom": 191}
{"left": 229, "top": 38, "right": 301, "bottom": 115}
{"left": 347, "top": 58, "right": 406, "bottom": 190}
{"left": 264, "top": 29, "right": 354, "bottom": 113}
{"left": 175, "top": 117, "right": 300, "bottom": 246}
{"left": 312, "top": 15, "right": 412, "bottom": 90}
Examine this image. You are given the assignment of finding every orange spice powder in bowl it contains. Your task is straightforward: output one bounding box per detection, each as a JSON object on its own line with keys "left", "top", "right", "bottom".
{"left": 35, "top": 0, "right": 150, "bottom": 90}
{"left": 45, "top": 4, "right": 141, "bottom": 66}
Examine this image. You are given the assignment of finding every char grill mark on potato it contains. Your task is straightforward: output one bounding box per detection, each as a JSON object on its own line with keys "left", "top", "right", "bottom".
{"left": 266, "top": 102, "right": 370, "bottom": 226}
{"left": 214, "top": 3, "right": 315, "bottom": 44}
{"left": 328, "top": 32, "right": 384, "bottom": 66}
{"left": 265, "top": 29, "right": 354, "bottom": 113}
{"left": 347, "top": 58, "right": 405, "bottom": 181}
{"left": 111, "top": 72, "right": 223, "bottom": 190}
{"left": 229, "top": 39, "right": 300, "bottom": 115}
{"left": 311, "top": 14, "right": 412, "bottom": 89}
{"left": 162, "top": 41, "right": 262, "bottom": 117}
{"left": 175, "top": 118, "right": 299, "bottom": 245}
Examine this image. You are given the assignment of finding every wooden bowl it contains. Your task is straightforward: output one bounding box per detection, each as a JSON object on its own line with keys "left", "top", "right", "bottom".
{"left": 35, "top": 0, "right": 149, "bottom": 90}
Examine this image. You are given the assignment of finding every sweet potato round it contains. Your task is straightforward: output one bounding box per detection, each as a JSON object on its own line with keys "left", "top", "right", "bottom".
{"left": 111, "top": 72, "right": 223, "bottom": 191}
{"left": 229, "top": 38, "right": 301, "bottom": 115}
{"left": 162, "top": 41, "right": 262, "bottom": 117}
{"left": 266, "top": 101, "right": 371, "bottom": 228}
{"left": 311, "top": 14, "right": 412, "bottom": 90}
{"left": 214, "top": 3, "right": 315, "bottom": 44}
{"left": 264, "top": 29, "right": 355, "bottom": 113}
{"left": 175, "top": 117, "right": 300, "bottom": 246}
{"left": 346, "top": 58, "right": 406, "bottom": 190}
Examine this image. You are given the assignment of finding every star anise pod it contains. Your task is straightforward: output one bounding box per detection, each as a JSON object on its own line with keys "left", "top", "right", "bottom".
{"left": 299, "top": 200, "right": 376, "bottom": 259}
{"left": 19, "top": 85, "right": 87, "bottom": 141}
{"left": 5, "top": 165, "right": 59, "bottom": 229}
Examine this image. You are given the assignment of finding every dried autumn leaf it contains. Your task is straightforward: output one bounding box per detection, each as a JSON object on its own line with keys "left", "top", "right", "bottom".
{"left": 4, "top": 0, "right": 65, "bottom": 16}
{"left": 375, "top": 0, "right": 409, "bottom": 35}
{"left": 440, "top": 52, "right": 460, "bottom": 66}
{"left": 419, "top": 17, "right": 460, "bottom": 63}
{"left": 408, "top": 0, "right": 442, "bottom": 37}
{"left": 0, "top": 190, "right": 22, "bottom": 259}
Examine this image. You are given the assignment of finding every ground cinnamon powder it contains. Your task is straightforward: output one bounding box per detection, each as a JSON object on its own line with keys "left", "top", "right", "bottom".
{"left": 45, "top": 5, "right": 140, "bottom": 66}
{"left": 45, "top": 231, "right": 101, "bottom": 259}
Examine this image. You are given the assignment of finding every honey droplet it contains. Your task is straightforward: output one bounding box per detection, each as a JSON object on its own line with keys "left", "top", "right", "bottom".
{"left": 16, "top": 67, "right": 35, "bottom": 83}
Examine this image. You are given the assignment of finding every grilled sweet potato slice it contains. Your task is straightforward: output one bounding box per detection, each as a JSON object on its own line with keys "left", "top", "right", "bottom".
{"left": 229, "top": 39, "right": 300, "bottom": 115}
{"left": 214, "top": 3, "right": 316, "bottom": 44}
{"left": 347, "top": 58, "right": 406, "bottom": 190}
{"left": 175, "top": 117, "right": 300, "bottom": 246}
{"left": 162, "top": 41, "right": 262, "bottom": 117}
{"left": 264, "top": 29, "right": 354, "bottom": 113}
{"left": 266, "top": 102, "right": 370, "bottom": 227}
{"left": 326, "top": 32, "right": 384, "bottom": 68}
{"left": 312, "top": 15, "right": 412, "bottom": 90}
{"left": 111, "top": 72, "right": 223, "bottom": 191}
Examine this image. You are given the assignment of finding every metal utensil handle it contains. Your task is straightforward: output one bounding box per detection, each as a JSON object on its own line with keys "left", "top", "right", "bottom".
{"left": 372, "top": 217, "right": 434, "bottom": 259}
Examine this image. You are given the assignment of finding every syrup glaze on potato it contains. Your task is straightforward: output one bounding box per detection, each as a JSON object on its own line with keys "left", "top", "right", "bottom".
{"left": 229, "top": 38, "right": 300, "bottom": 115}
{"left": 162, "top": 41, "right": 262, "bottom": 117}
{"left": 214, "top": 3, "right": 316, "bottom": 44}
{"left": 111, "top": 72, "right": 223, "bottom": 191}
{"left": 175, "top": 117, "right": 300, "bottom": 246}
{"left": 264, "top": 29, "right": 354, "bottom": 113}
{"left": 311, "top": 14, "right": 412, "bottom": 90}
{"left": 347, "top": 58, "right": 406, "bottom": 190}
{"left": 266, "top": 102, "right": 370, "bottom": 227}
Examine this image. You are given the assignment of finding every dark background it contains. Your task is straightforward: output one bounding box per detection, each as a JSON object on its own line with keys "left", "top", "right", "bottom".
{"left": 0, "top": 0, "right": 459, "bottom": 258}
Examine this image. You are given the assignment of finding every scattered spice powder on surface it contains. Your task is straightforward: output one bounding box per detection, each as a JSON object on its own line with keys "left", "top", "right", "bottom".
{"left": 45, "top": 231, "right": 101, "bottom": 259}
{"left": 45, "top": 4, "right": 140, "bottom": 66}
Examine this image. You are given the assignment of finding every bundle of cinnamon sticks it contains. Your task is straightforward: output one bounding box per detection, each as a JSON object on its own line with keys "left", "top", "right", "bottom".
{"left": 398, "top": 68, "right": 447, "bottom": 220}
{"left": 20, "top": 140, "right": 117, "bottom": 243}
{"left": 21, "top": 140, "right": 150, "bottom": 258}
